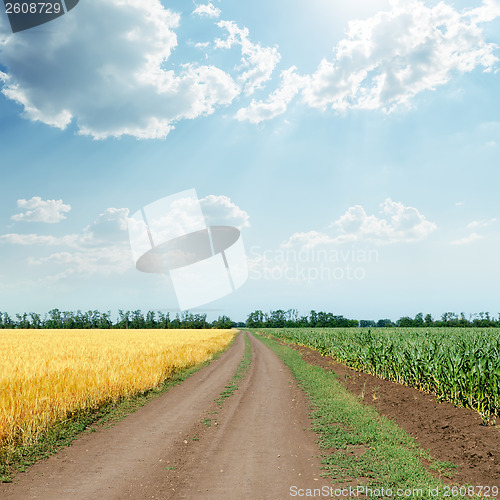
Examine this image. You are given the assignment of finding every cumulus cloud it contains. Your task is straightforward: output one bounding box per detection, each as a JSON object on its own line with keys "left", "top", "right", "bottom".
{"left": 282, "top": 198, "right": 437, "bottom": 249}
{"left": 469, "top": 0, "right": 500, "bottom": 22}
{"left": 0, "top": 0, "right": 239, "bottom": 139}
{"left": 200, "top": 195, "right": 250, "bottom": 229}
{"left": 215, "top": 20, "right": 281, "bottom": 96}
{"left": 81, "top": 207, "right": 130, "bottom": 245}
{"left": 1, "top": 0, "right": 498, "bottom": 133}
{"left": 193, "top": 3, "right": 221, "bottom": 18}
{"left": 236, "top": 67, "right": 305, "bottom": 124}
{"left": 331, "top": 198, "right": 437, "bottom": 244}
{"left": 303, "top": 0, "right": 499, "bottom": 112}
{"left": 238, "top": 0, "right": 500, "bottom": 121}
{"left": 11, "top": 196, "right": 71, "bottom": 223}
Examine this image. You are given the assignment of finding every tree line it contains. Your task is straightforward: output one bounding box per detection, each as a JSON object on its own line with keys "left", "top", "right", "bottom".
{"left": 0, "top": 309, "right": 236, "bottom": 329}
{"left": 246, "top": 309, "right": 500, "bottom": 328}
{"left": 0, "top": 308, "right": 499, "bottom": 329}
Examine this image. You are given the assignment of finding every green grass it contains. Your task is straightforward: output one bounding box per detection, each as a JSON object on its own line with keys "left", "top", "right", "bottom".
{"left": 215, "top": 333, "right": 252, "bottom": 407}
{"left": 255, "top": 332, "right": 484, "bottom": 500}
{"left": 0, "top": 332, "right": 239, "bottom": 483}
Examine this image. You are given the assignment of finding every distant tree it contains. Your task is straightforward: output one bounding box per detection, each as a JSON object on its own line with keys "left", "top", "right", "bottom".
{"left": 97, "top": 311, "right": 112, "bottom": 329}
{"left": 360, "top": 320, "right": 376, "bottom": 328}
{"left": 458, "top": 312, "right": 469, "bottom": 327}
{"left": 192, "top": 313, "right": 209, "bottom": 329}
{"left": 2, "top": 313, "right": 14, "bottom": 329}
{"left": 268, "top": 309, "right": 286, "bottom": 328}
{"left": 297, "top": 315, "right": 309, "bottom": 327}
{"left": 396, "top": 316, "right": 414, "bottom": 327}
{"left": 130, "top": 310, "right": 145, "bottom": 329}
{"left": 117, "top": 310, "right": 130, "bottom": 329}
{"left": 29, "top": 312, "right": 42, "bottom": 329}
{"left": 414, "top": 312, "right": 424, "bottom": 327}
{"left": 246, "top": 310, "right": 265, "bottom": 328}
{"left": 16, "top": 313, "right": 31, "bottom": 329}
{"left": 157, "top": 311, "right": 171, "bottom": 329}
{"left": 440, "top": 312, "right": 459, "bottom": 327}
{"left": 285, "top": 309, "right": 299, "bottom": 326}
{"left": 62, "top": 310, "right": 76, "bottom": 329}
{"left": 180, "top": 312, "right": 193, "bottom": 328}
{"left": 376, "top": 319, "right": 393, "bottom": 327}
{"left": 145, "top": 311, "right": 157, "bottom": 329}
{"left": 45, "top": 309, "right": 63, "bottom": 329}
{"left": 309, "top": 310, "right": 318, "bottom": 327}
{"left": 212, "top": 315, "right": 234, "bottom": 329}
{"left": 170, "top": 314, "right": 181, "bottom": 329}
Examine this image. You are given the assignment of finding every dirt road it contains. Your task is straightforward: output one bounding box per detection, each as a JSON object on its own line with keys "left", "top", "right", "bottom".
{"left": 0, "top": 332, "right": 330, "bottom": 499}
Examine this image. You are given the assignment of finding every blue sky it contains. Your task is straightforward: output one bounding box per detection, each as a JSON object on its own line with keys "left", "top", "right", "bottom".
{"left": 0, "top": 0, "right": 499, "bottom": 322}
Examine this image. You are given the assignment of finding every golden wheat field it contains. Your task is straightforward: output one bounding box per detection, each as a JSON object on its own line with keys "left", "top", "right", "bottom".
{"left": 0, "top": 329, "right": 235, "bottom": 450}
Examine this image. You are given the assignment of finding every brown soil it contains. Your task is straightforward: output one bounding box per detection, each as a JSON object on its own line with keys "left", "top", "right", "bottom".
{"left": 0, "top": 332, "right": 331, "bottom": 499}
{"left": 281, "top": 340, "right": 500, "bottom": 488}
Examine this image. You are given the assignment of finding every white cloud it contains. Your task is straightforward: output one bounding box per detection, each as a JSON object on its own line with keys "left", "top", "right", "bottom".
{"left": 469, "top": 0, "right": 500, "bottom": 22}
{"left": 1, "top": 207, "right": 129, "bottom": 247}
{"left": 81, "top": 207, "right": 130, "bottom": 245}
{"left": 200, "top": 195, "right": 250, "bottom": 229}
{"left": 467, "top": 218, "right": 497, "bottom": 228}
{"left": 450, "top": 218, "right": 497, "bottom": 245}
{"left": 1, "top": 207, "right": 133, "bottom": 277}
{"left": 451, "top": 232, "right": 483, "bottom": 245}
{"left": 330, "top": 198, "right": 437, "bottom": 244}
{"left": 215, "top": 20, "right": 281, "bottom": 95}
{"left": 11, "top": 197, "right": 71, "bottom": 223}
{"left": 283, "top": 198, "right": 437, "bottom": 249}
{"left": 1, "top": 0, "right": 498, "bottom": 133}
{"left": 281, "top": 231, "right": 335, "bottom": 250}
{"left": 28, "top": 245, "right": 132, "bottom": 277}
{"left": 193, "top": 3, "right": 221, "bottom": 18}
{"left": 0, "top": 196, "right": 249, "bottom": 279}
{"left": 245, "top": 0, "right": 500, "bottom": 122}
{"left": 0, "top": 0, "right": 239, "bottom": 139}
{"left": 236, "top": 67, "right": 305, "bottom": 123}
{"left": 302, "top": 0, "right": 498, "bottom": 112}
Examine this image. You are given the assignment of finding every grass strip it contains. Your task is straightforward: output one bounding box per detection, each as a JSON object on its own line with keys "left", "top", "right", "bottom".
{"left": 215, "top": 333, "right": 252, "bottom": 407}
{"left": 0, "top": 331, "right": 239, "bottom": 483}
{"left": 255, "top": 333, "right": 478, "bottom": 500}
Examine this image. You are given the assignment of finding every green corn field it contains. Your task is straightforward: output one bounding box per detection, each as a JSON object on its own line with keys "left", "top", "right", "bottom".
{"left": 253, "top": 328, "right": 500, "bottom": 424}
